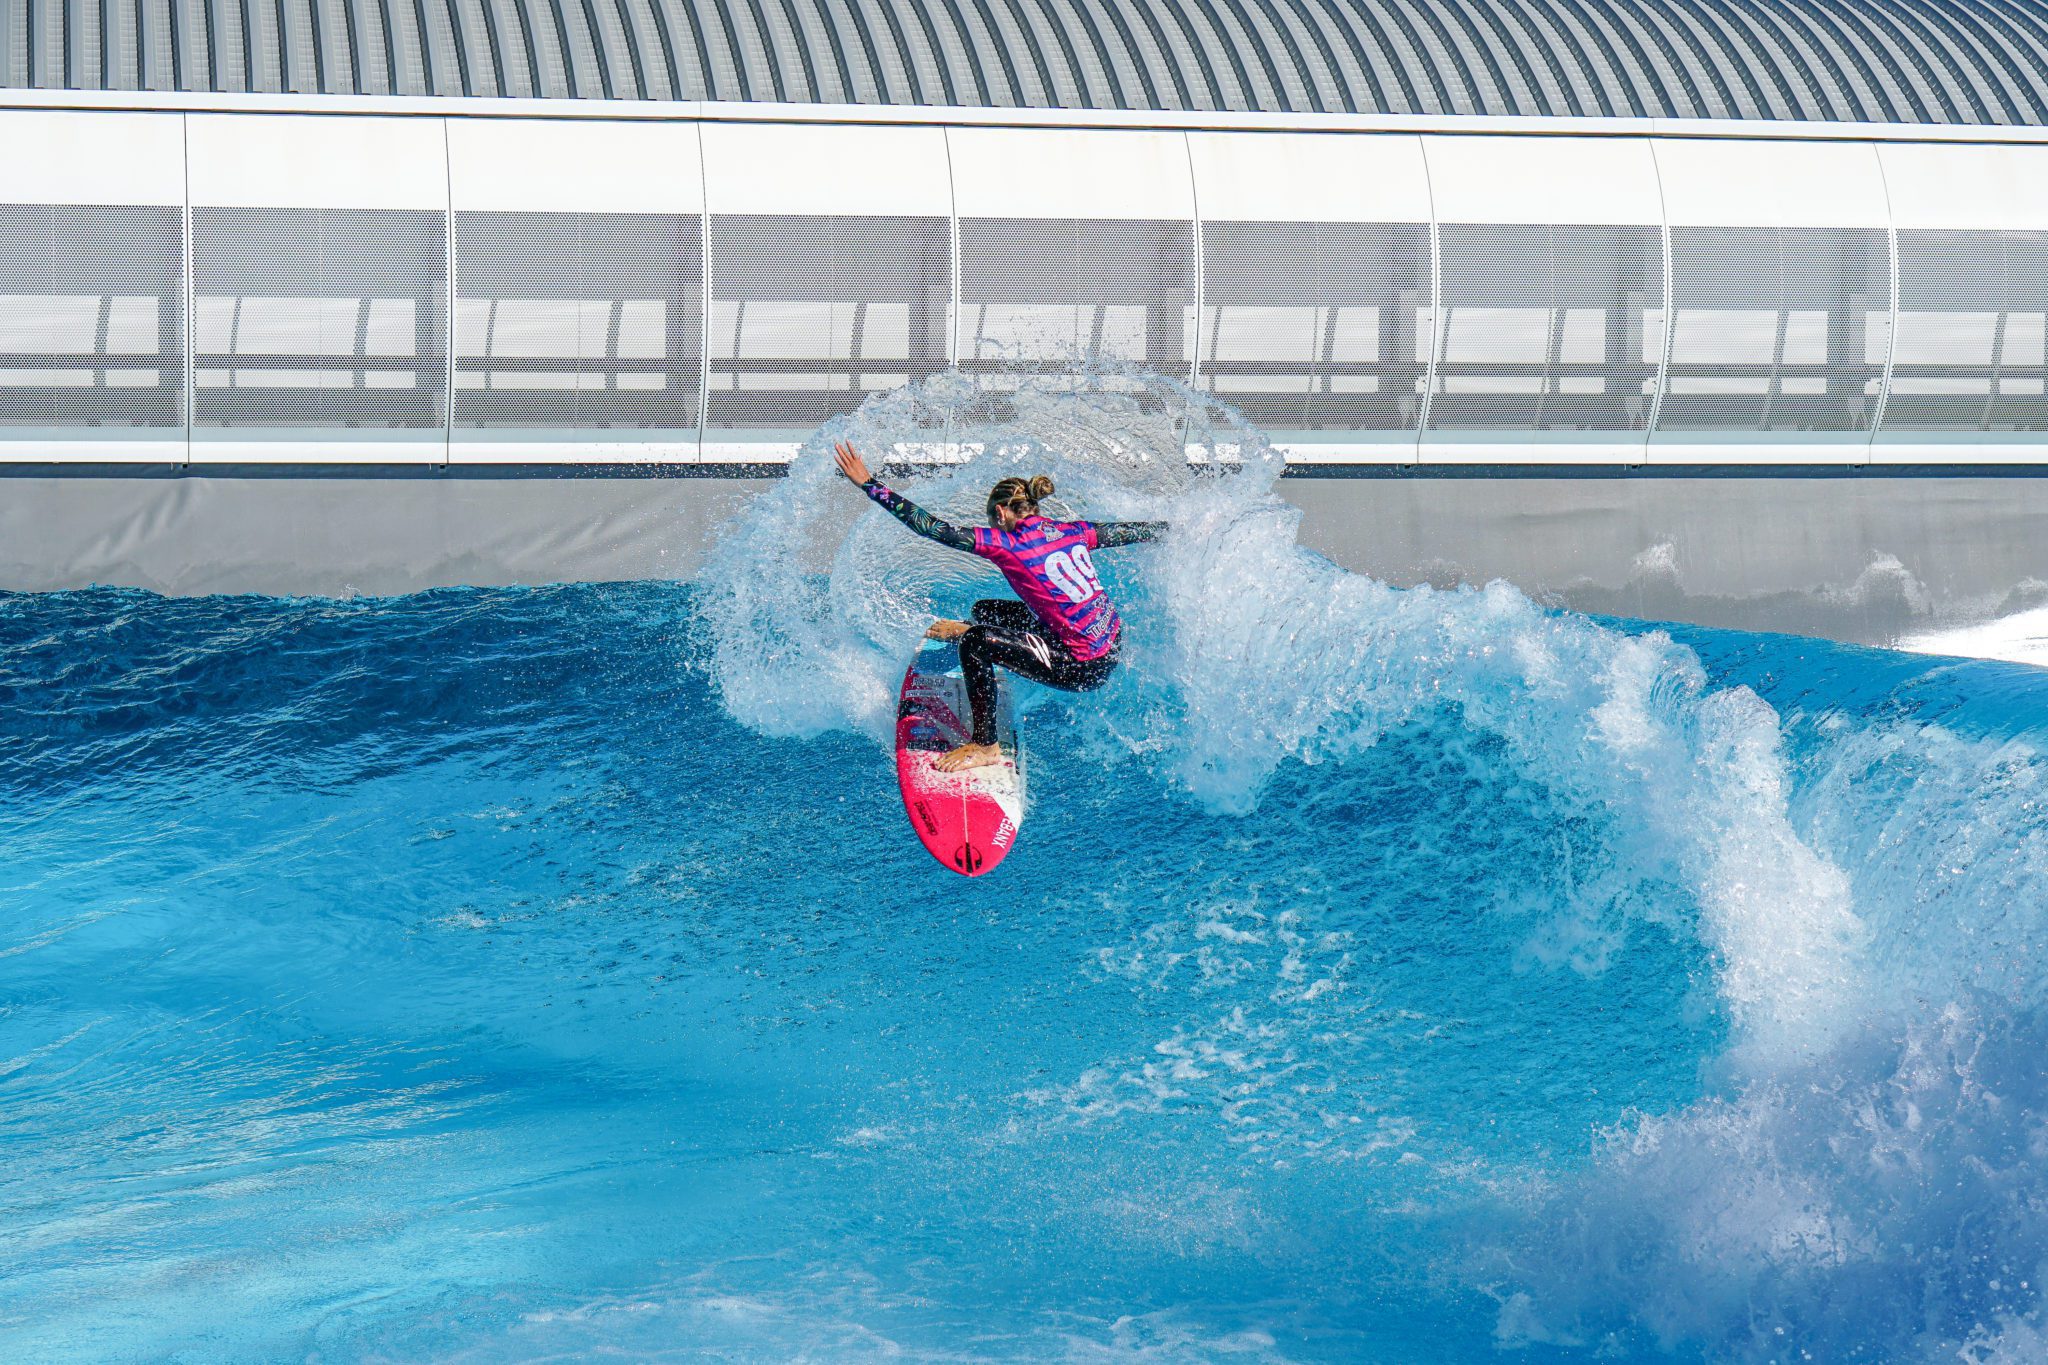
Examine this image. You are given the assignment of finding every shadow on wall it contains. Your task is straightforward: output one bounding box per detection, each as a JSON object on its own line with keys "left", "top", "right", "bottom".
{"left": 1282, "top": 476, "right": 2048, "bottom": 651}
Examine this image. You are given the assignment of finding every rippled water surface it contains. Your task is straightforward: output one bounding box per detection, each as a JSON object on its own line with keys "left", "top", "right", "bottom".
{"left": 7, "top": 373, "right": 2048, "bottom": 1362}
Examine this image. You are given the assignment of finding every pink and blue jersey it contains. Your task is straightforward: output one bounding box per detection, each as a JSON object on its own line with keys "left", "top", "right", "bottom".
{"left": 972, "top": 517, "right": 1121, "bottom": 661}
{"left": 860, "top": 479, "right": 1164, "bottom": 660}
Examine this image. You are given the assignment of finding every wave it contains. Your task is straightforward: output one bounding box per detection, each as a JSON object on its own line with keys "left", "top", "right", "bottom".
{"left": 697, "top": 366, "right": 1860, "bottom": 1052}
{"left": 695, "top": 364, "right": 2048, "bottom": 1360}
{"left": 7, "top": 365, "right": 2048, "bottom": 1359}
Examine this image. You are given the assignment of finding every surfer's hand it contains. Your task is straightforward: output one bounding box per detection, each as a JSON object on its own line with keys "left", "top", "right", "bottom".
{"left": 833, "top": 441, "right": 872, "bottom": 487}
{"left": 925, "top": 619, "right": 970, "bottom": 641}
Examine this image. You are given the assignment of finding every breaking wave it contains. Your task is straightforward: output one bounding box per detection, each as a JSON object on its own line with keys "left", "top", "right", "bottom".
{"left": 693, "top": 364, "right": 2048, "bottom": 1360}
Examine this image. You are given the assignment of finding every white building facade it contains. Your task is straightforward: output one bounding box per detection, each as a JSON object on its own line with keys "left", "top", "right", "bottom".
{"left": 4, "top": 0, "right": 2047, "bottom": 638}
{"left": 8, "top": 98, "right": 2048, "bottom": 468}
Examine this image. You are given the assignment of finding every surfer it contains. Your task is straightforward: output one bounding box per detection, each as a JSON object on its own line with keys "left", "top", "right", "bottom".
{"left": 834, "top": 441, "right": 1165, "bottom": 772}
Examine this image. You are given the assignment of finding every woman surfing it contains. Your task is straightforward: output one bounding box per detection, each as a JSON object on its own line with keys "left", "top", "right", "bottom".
{"left": 834, "top": 441, "right": 1165, "bottom": 772}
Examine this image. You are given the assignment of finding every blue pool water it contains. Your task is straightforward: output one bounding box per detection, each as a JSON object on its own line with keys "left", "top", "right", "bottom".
{"left": 7, "top": 372, "right": 2048, "bottom": 1361}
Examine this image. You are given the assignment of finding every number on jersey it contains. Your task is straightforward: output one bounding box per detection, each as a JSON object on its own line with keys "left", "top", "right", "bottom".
{"left": 1044, "top": 545, "right": 1102, "bottom": 604}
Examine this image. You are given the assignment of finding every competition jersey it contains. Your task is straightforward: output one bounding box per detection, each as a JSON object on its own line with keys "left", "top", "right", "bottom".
{"left": 973, "top": 516, "right": 1122, "bottom": 661}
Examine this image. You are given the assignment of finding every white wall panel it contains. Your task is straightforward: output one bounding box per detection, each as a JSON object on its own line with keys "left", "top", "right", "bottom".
{"left": 189, "top": 116, "right": 450, "bottom": 463}
{"left": 449, "top": 119, "right": 704, "bottom": 213}
{"left": 0, "top": 112, "right": 187, "bottom": 462}
{"left": 702, "top": 123, "right": 952, "bottom": 461}
{"left": 0, "top": 111, "right": 185, "bottom": 207}
{"left": 1651, "top": 138, "right": 1890, "bottom": 465}
{"left": 1423, "top": 135, "right": 1663, "bottom": 226}
{"left": 1423, "top": 136, "right": 1664, "bottom": 464}
{"left": 1880, "top": 143, "right": 2048, "bottom": 232}
{"left": 953, "top": 127, "right": 1194, "bottom": 375}
{"left": 1873, "top": 143, "right": 2048, "bottom": 464}
{"left": 1189, "top": 132, "right": 1429, "bottom": 223}
{"left": 1191, "top": 133, "right": 1431, "bottom": 462}
{"left": 450, "top": 120, "right": 703, "bottom": 464}
{"left": 701, "top": 123, "right": 949, "bottom": 217}
{"left": 1655, "top": 138, "right": 1889, "bottom": 229}
{"left": 949, "top": 127, "right": 1193, "bottom": 220}
{"left": 187, "top": 114, "right": 449, "bottom": 210}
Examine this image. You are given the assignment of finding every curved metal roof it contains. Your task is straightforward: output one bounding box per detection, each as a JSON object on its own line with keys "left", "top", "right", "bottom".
{"left": 6, "top": 0, "right": 2048, "bottom": 124}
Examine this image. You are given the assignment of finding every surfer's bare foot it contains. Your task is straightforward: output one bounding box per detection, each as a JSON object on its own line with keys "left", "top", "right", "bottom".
{"left": 935, "top": 742, "right": 1002, "bottom": 772}
{"left": 926, "top": 619, "right": 969, "bottom": 641}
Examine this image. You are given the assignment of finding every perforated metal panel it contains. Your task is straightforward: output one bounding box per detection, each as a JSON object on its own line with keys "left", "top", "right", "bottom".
{"left": 192, "top": 207, "right": 448, "bottom": 437}
{"left": 957, "top": 217, "right": 1194, "bottom": 373}
{"left": 1429, "top": 223, "right": 1664, "bottom": 433}
{"left": 1199, "top": 220, "right": 1431, "bottom": 434}
{"left": 1885, "top": 230, "right": 2048, "bottom": 434}
{"left": 0, "top": 204, "right": 183, "bottom": 432}
{"left": 454, "top": 211, "right": 702, "bottom": 431}
{"left": 1659, "top": 226, "right": 1891, "bottom": 434}
{"left": 706, "top": 213, "right": 950, "bottom": 432}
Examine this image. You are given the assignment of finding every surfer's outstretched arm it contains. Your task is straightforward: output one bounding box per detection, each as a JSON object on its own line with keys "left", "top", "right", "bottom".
{"left": 834, "top": 441, "right": 976, "bottom": 552}
{"left": 1094, "top": 521, "right": 1168, "bottom": 547}
{"left": 863, "top": 481, "right": 976, "bottom": 551}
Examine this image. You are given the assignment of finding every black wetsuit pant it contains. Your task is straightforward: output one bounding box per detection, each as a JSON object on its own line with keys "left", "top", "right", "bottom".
{"left": 959, "top": 599, "right": 1118, "bottom": 745}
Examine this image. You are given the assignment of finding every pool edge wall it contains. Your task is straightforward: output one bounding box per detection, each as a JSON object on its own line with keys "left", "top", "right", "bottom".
{"left": 3, "top": 469, "right": 2043, "bottom": 649}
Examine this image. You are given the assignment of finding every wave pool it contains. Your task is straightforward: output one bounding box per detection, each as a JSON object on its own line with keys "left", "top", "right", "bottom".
{"left": 6, "top": 371, "right": 2048, "bottom": 1361}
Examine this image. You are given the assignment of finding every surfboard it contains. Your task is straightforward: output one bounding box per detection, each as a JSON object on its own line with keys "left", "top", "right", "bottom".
{"left": 895, "top": 638, "right": 1025, "bottom": 877}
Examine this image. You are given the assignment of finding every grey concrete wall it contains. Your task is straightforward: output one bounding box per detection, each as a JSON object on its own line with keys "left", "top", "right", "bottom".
{"left": 3, "top": 470, "right": 2045, "bottom": 647}
{"left": 0, "top": 472, "right": 760, "bottom": 598}
{"left": 1287, "top": 475, "right": 2048, "bottom": 645}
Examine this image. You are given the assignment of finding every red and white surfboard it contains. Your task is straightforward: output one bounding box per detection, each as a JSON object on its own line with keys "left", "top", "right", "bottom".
{"left": 894, "top": 639, "right": 1026, "bottom": 877}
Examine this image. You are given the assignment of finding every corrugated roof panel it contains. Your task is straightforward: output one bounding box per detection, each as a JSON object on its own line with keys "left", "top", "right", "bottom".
{"left": 35, "top": 0, "right": 53, "bottom": 86}
{"left": 1638, "top": 0, "right": 1743, "bottom": 118}
{"left": 1404, "top": 0, "right": 1504, "bottom": 115}
{"left": 847, "top": 0, "right": 928, "bottom": 102}
{"left": 759, "top": 0, "right": 820, "bottom": 100}
{"left": 1716, "top": 1, "right": 1827, "bottom": 119}
{"left": 1559, "top": 0, "right": 1651, "bottom": 116}
{"left": 923, "top": 0, "right": 996, "bottom": 105}
{"left": 1217, "top": 0, "right": 1306, "bottom": 112}
{"left": 1933, "top": 6, "right": 2039, "bottom": 122}
{"left": 450, "top": 0, "right": 502, "bottom": 95}
{"left": 1096, "top": 0, "right": 1196, "bottom": 107}
{"left": 961, "top": 0, "right": 1038, "bottom": 105}
{"left": 5, "top": 0, "right": 2048, "bottom": 125}
{"left": 1244, "top": 0, "right": 1332, "bottom": 112}
{"left": 1886, "top": 1, "right": 1997, "bottom": 123}
{"left": 892, "top": 0, "right": 959, "bottom": 104}
{"left": 1448, "top": 0, "right": 1561, "bottom": 115}
{"left": 1012, "top": 0, "right": 1088, "bottom": 106}
{"left": 583, "top": 0, "right": 641, "bottom": 99}
{"left": 1034, "top": 0, "right": 1122, "bottom": 108}
{"left": 1663, "top": 2, "right": 1776, "bottom": 118}
{"left": 113, "top": 0, "right": 142, "bottom": 88}
{"left": 651, "top": 0, "right": 716, "bottom": 97}
{"left": 813, "top": 0, "right": 884, "bottom": 102}
{"left": 1755, "top": 0, "right": 1886, "bottom": 123}
{"left": 1497, "top": 0, "right": 1600, "bottom": 116}
{"left": 283, "top": 0, "right": 320, "bottom": 92}
{"left": 1269, "top": 0, "right": 1363, "bottom": 113}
